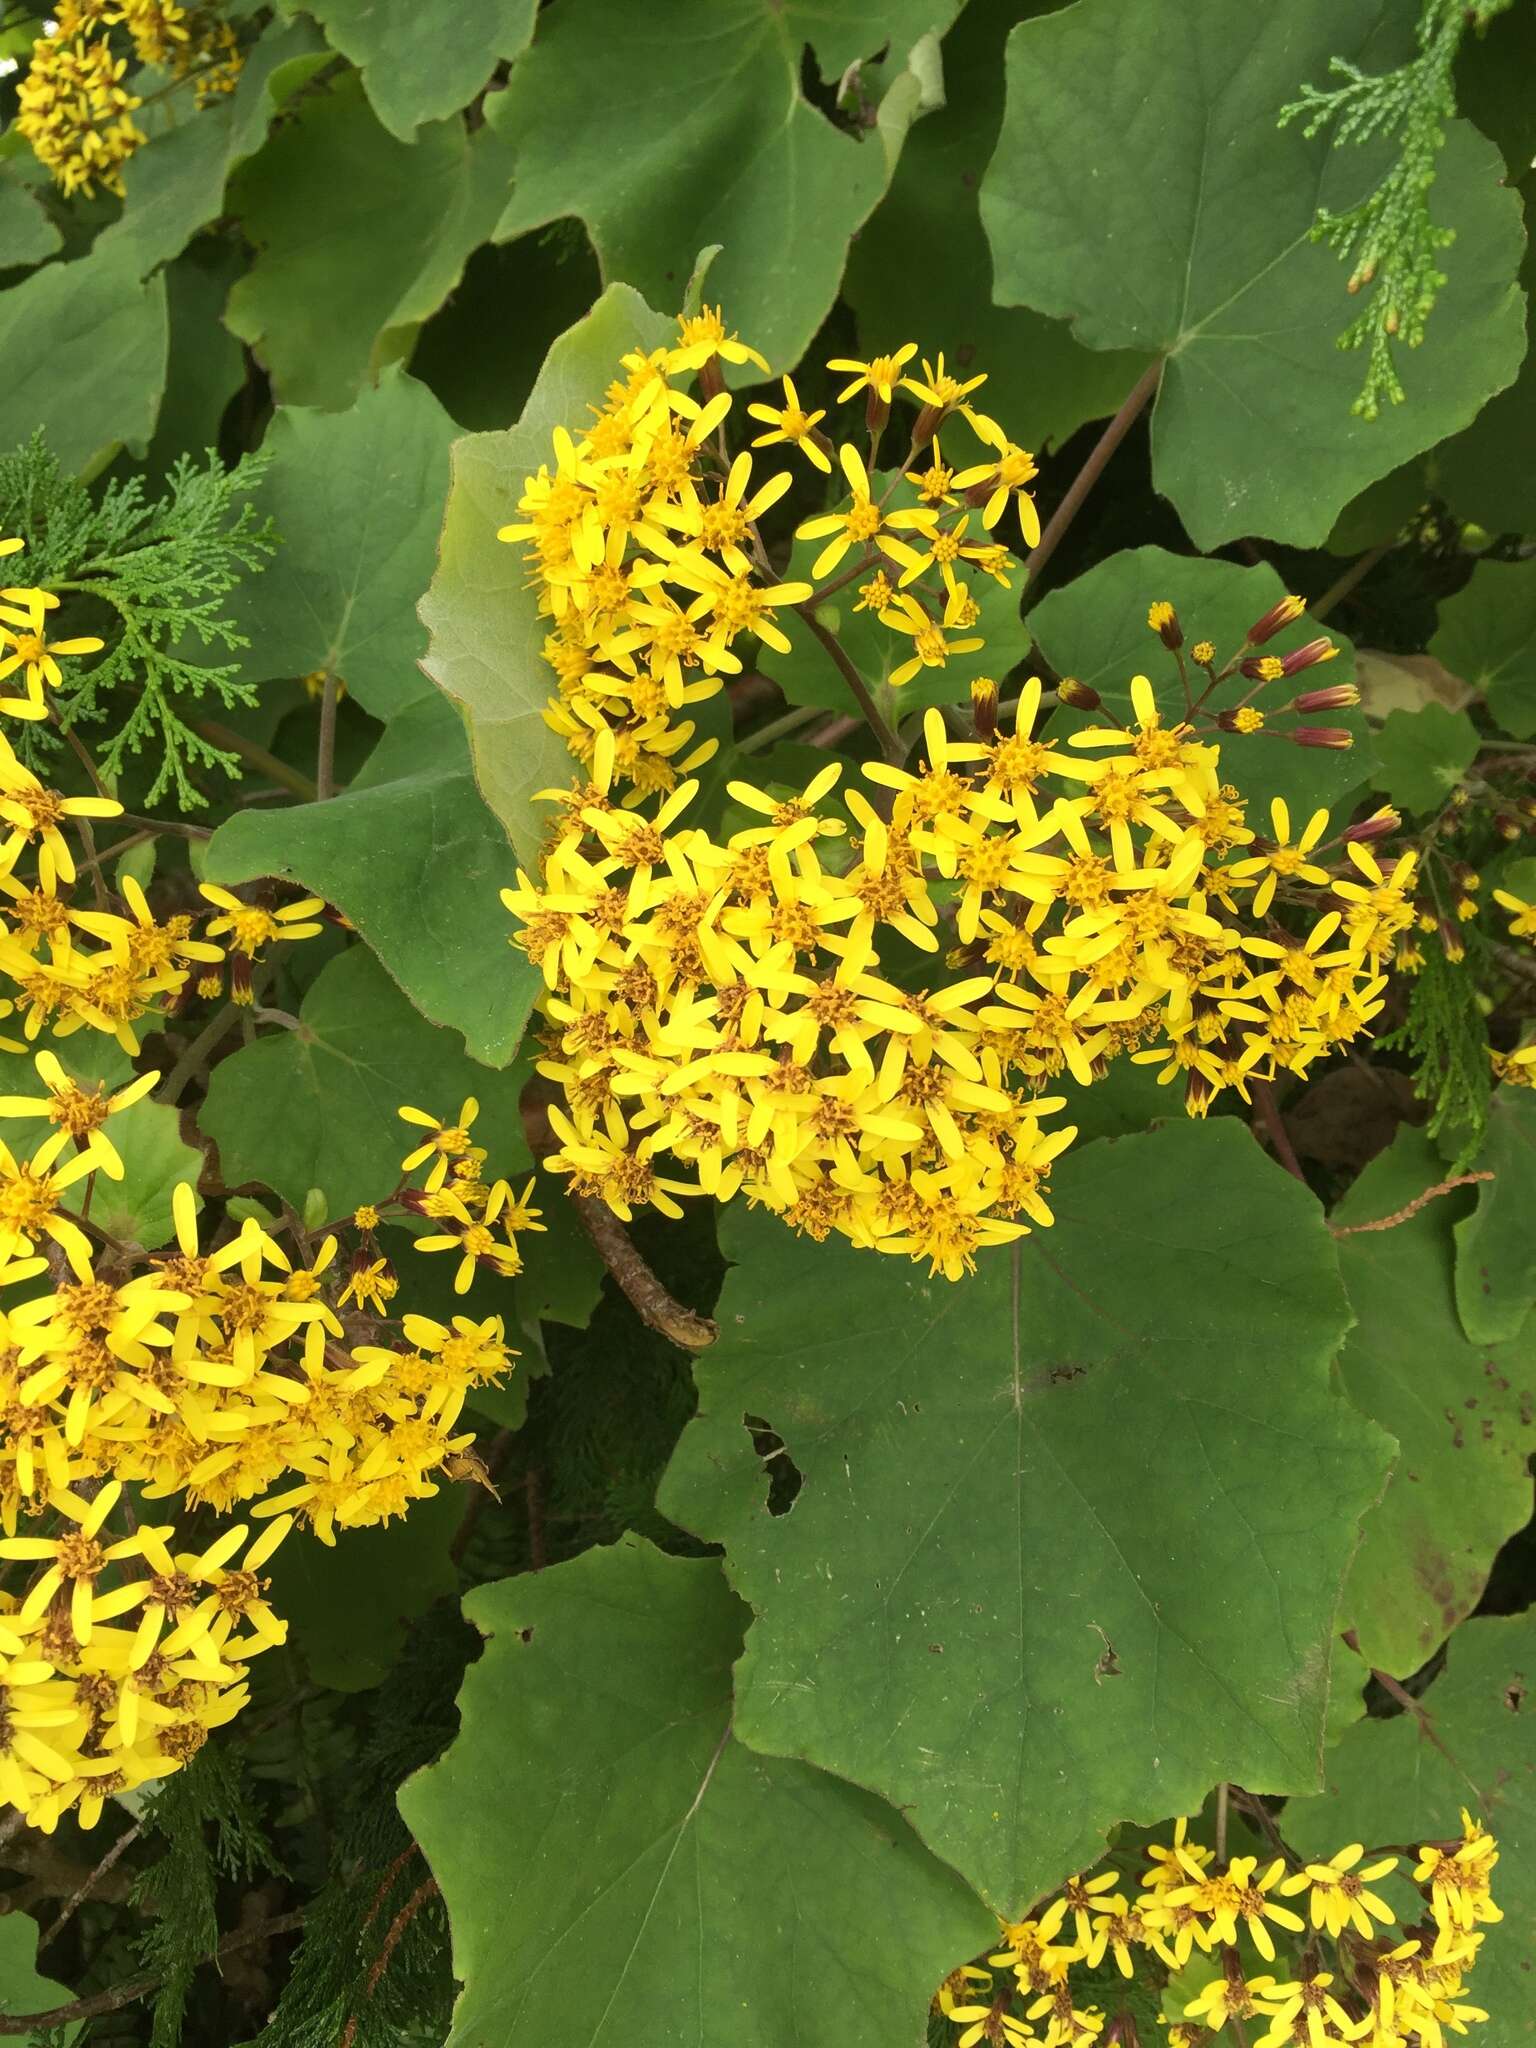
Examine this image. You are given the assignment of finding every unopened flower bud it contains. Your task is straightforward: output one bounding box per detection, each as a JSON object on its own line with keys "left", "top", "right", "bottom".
{"left": 1291, "top": 725, "right": 1354, "bottom": 750}
{"left": 1056, "top": 676, "right": 1100, "bottom": 711}
{"left": 1290, "top": 681, "right": 1358, "bottom": 713}
{"left": 912, "top": 402, "right": 944, "bottom": 451}
{"left": 1342, "top": 806, "right": 1399, "bottom": 844}
{"left": 1191, "top": 640, "right": 1216, "bottom": 666}
{"left": 1239, "top": 656, "right": 1286, "bottom": 682}
{"left": 1279, "top": 637, "right": 1340, "bottom": 678}
{"left": 230, "top": 954, "right": 254, "bottom": 1004}
{"left": 970, "top": 674, "right": 999, "bottom": 739}
{"left": 1146, "top": 601, "right": 1182, "bottom": 650}
{"left": 1497, "top": 812, "right": 1523, "bottom": 841}
{"left": 1245, "top": 594, "right": 1306, "bottom": 645}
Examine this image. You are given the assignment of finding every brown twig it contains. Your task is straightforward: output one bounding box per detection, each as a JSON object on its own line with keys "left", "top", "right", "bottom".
{"left": 1251, "top": 1079, "right": 1307, "bottom": 1184}
{"left": 38, "top": 1817, "right": 143, "bottom": 1947}
{"left": 1023, "top": 358, "right": 1164, "bottom": 592}
{"left": 0, "top": 1907, "right": 305, "bottom": 2033}
{"left": 570, "top": 1193, "right": 718, "bottom": 1351}
{"left": 1329, "top": 1172, "right": 1493, "bottom": 1238}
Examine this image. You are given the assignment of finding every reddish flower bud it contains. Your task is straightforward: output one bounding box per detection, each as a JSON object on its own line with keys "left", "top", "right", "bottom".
{"left": 1245, "top": 594, "right": 1306, "bottom": 645}
{"left": 964, "top": 478, "right": 994, "bottom": 510}
{"left": 696, "top": 356, "right": 725, "bottom": 404}
{"left": 1056, "top": 676, "right": 1101, "bottom": 711}
{"left": 1239, "top": 655, "right": 1286, "bottom": 682}
{"left": 866, "top": 389, "right": 890, "bottom": 436}
{"left": 1279, "top": 637, "right": 1340, "bottom": 678}
{"left": 1342, "top": 806, "right": 1400, "bottom": 844}
{"left": 1290, "top": 681, "right": 1359, "bottom": 713}
{"left": 1291, "top": 725, "right": 1354, "bottom": 750}
{"left": 912, "top": 402, "right": 944, "bottom": 451}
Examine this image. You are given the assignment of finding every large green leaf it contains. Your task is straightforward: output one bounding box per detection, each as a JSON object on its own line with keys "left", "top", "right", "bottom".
{"left": 1284, "top": 1611, "right": 1536, "bottom": 2047}
{"left": 225, "top": 69, "right": 510, "bottom": 410}
{"left": 1432, "top": 557, "right": 1536, "bottom": 740}
{"left": 419, "top": 282, "right": 673, "bottom": 867}
{"left": 1332, "top": 1130, "right": 1536, "bottom": 1679}
{"left": 224, "top": 366, "right": 458, "bottom": 720}
{"left": 1433, "top": 177, "right": 1535, "bottom": 541}
{"left": 307, "top": 0, "right": 536, "bottom": 140}
{"left": 0, "top": 1910, "right": 81, "bottom": 2041}
{"left": 487, "top": 0, "right": 958, "bottom": 374}
{"left": 200, "top": 942, "right": 529, "bottom": 1218}
{"left": 399, "top": 1536, "right": 992, "bottom": 2047}
{"left": 142, "top": 241, "right": 248, "bottom": 479}
{"left": 0, "top": 162, "right": 61, "bottom": 270}
{"left": 0, "top": 240, "right": 167, "bottom": 475}
{"left": 1372, "top": 701, "right": 1481, "bottom": 817}
{"left": 1027, "top": 545, "right": 1371, "bottom": 821}
{"left": 1454, "top": 1086, "right": 1536, "bottom": 1346}
{"left": 659, "top": 1119, "right": 1390, "bottom": 1913}
{"left": 844, "top": 0, "right": 1149, "bottom": 453}
{"left": 205, "top": 694, "right": 535, "bottom": 1067}
{"left": 980, "top": 0, "right": 1527, "bottom": 550}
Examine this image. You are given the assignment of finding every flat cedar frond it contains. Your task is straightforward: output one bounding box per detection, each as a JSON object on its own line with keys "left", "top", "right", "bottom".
{"left": 1279, "top": 0, "right": 1514, "bottom": 420}
{"left": 0, "top": 435, "right": 275, "bottom": 809}
{"left": 1380, "top": 934, "right": 1494, "bottom": 1158}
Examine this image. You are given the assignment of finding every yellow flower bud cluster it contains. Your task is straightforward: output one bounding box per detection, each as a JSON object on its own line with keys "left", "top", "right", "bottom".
{"left": 504, "top": 667, "right": 1414, "bottom": 1278}
{"left": 16, "top": 0, "right": 242, "bottom": 200}
{"left": 936, "top": 1808, "right": 1500, "bottom": 2048}
{"left": 498, "top": 311, "right": 1037, "bottom": 797}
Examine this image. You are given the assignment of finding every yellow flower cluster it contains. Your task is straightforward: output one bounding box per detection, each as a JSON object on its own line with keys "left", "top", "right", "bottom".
{"left": 0, "top": 531, "right": 537, "bottom": 1831}
{"left": 498, "top": 310, "right": 1037, "bottom": 797}
{"left": 504, "top": 681, "right": 1410, "bottom": 1279}
{"left": 16, "top": 0, "right": 241, "bottom": 200}
{"left": 937, "top": 1810, "right": 1499, "bottom": 2048}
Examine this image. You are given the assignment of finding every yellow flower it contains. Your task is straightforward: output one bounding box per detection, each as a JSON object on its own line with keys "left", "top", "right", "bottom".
{"left": 0, "top": 591, "right": 105, "bottom": 719}
{"left": 1493, "top": 887, "right": 1536, "bottom": 938}
{"left": 198, "top": 885, "right": 326, "bottom": 960}
{"left": 794, "top": 442, "right": 937, "bottom": 581}
{"left": 746, "top": 375, "right": 830, "bottom": 471}
{"left": 399, "top": 1098, "right": 480, "bottom": 1194}
{"left": 0, "top": 1048, "right": 158, "bottom": 1180}
{"left": 901, "top": 351, "right": 987, "bottom": 410}
{"left": 951, "top": 410, "right": 1042, "bottom": 545}
{"left": 826, "top": 341, "right": 918, "bottom": 405}
{"left": 666, "top": 305, "right": 768, "bottom": 376}
{"left": 1228, "top": 798, "right": 1332, "bottom": 917}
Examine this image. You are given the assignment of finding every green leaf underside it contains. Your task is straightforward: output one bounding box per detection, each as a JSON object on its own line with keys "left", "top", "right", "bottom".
{"left": 1373, "top": 701, "right": 1481, "bottom": 816}
{"left": 843, "top": 0, "right": 1149, "bottom": 454}
{"left": 399, "top": 1536, "right": 993, "bottom": 2048}
{"left": 419, "top": 282, "right": 674, "bottom": 869}
{"left": 1454, "top": 1086, "right": 1536, "bottom": 1346}
{"left": 488, "top": 0, "right": 961, "bottom": 375}
{"left": 1027, "top": 546, "right": 1372, "bottom": 822}
{"left": 1331, "top": 1129, "right": 1536, "bottom": 1679}
{"left": 226, "top": 69, "right": 510, "bottom": 411}
{"left": 1284, "top": 1610, "right": 1536, "bottom": 2046}
{"left": 199, "top": 941, "right": 529, "bottom": 1219}
{"left": 1433, "top": 174, "right": 1535, "bottom": 541}
{"left": 1432, "top": 558, "right": 1536, "bottom": 741}
{"left": 981, "top": 0, "right": 1528, "bottom": 550}
{"left": 305, "top": 0, "right": 536, "bottom": 140}
{"left": 0, "top": 240, "right": 167, "bottom": 476}
{"left": 225, "top": 366, "right": 460, "bottom": 721}
{"left": 659, "top": 1119, "right": 1391, "bottom": 1913}
{"left": 206, "top": 694, "right": 535, "bottom": 1067}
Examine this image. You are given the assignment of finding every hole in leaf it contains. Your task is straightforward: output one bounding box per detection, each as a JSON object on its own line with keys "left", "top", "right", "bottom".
{"left": 1506, "top": 1678, "right": 1526, "bottom": 1712}
{"left": 744, "top": 1413, "right": 803, "bottom": 1516}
